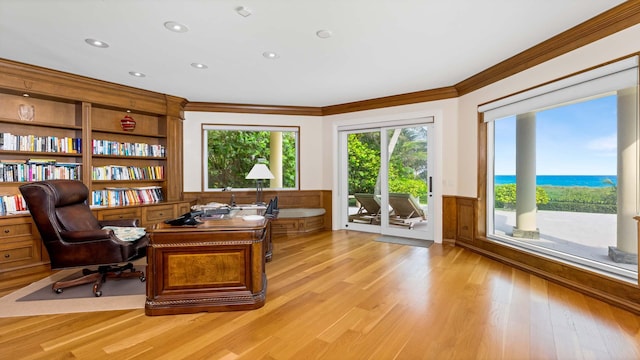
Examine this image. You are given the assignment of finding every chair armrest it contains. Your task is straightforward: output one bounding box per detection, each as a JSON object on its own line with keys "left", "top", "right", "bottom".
{"left": 99, "top": 219, "right": 140, "bottom": 227}
{"left": 60, "top": 229, "right": 113, "bottom": 243}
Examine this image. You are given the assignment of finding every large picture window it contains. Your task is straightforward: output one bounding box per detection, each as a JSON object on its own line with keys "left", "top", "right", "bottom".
{"left": 202, "top": 125, "right": 299, "bottom": 191}
{"left": 480, "top": 56, "right": 639, "bottom": 282}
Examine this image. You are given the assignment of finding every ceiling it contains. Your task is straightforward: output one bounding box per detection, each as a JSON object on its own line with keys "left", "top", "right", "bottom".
{"left": 0, "top": 0, "right": 627, "bottom": 107}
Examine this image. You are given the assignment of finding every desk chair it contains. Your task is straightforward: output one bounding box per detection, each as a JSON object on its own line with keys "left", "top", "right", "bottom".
{"left": 19, "top": 180, "right": 148, "bottom": 297}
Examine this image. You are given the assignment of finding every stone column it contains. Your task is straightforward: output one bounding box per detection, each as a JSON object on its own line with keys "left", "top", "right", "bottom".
{"left": 513, "top": 112, "right": 539, "bottom": 239}
{"left": 609, "top": 88, "right": 638, "bottom": 264}
{"left": 270, "top": 132, "right": 283, "bottom": 188}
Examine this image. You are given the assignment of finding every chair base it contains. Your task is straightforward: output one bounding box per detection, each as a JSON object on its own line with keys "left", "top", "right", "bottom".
{"left": 51, "top": 262, "right": 146, "bottom": 297}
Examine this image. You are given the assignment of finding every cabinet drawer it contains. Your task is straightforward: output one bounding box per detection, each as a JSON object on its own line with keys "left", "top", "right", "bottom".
{"left": 143, "top": 204, "right": 176, "bottom": 223}
{"left": 0, "top": 222, "right": 34, "bottom": 239}
{"left": 97, "top": 208, "right": 141, "bottom": 221}
{"left": 0, "top": 244, "right": 33, "bottom": 264}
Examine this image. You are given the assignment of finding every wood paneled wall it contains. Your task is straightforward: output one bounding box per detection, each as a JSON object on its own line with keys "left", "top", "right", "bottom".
{"left": 443, "top": 195, "right": 640, "bottom": 315}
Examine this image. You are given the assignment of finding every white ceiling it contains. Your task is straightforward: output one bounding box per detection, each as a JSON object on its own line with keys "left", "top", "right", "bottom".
{"left": 0, "top": 0, "right": 627, "bottom": 107}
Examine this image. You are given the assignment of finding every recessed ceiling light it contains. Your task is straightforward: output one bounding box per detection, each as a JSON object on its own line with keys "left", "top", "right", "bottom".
{"left": 22, "top": 93, "right": 30, "bottom": 97}
{"left": 191, "top": 63, "right": 208, "bottom": 69}
{"left": 262, "top": 51, "right": 279, "bottom": 59}
{"left": 128, "top": 71, "right": 146, "bottom": 77}
{"left": 316, "top": 30, "right": 332, "bottom": 39}
{"left": 236, "top": 6, "right": 251, "bottom": 17}
{"left": 164, "top": 21, "right": 189, "bottom": 33}
{"left": 85, "top": 38, "right": 109, "bottom": 48}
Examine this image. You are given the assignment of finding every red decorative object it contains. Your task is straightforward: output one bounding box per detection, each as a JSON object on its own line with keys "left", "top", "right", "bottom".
{"left": 120, "top": 115, "right": 136, "bottom": 131}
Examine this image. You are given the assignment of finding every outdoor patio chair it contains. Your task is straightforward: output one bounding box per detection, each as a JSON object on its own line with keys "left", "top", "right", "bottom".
{"left": 388, "top": 192, "right": 426, "bottom": 229}
{"left": 349, "top": 193, "right": 381, "bottom": 224}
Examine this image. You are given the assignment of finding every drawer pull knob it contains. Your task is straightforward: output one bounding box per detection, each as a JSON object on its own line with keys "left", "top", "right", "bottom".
{"left": 3, "top": 229, "right": 9, "bottom": 234}
{"left": 4, "top": 254, "right": 9, "bottom": 258}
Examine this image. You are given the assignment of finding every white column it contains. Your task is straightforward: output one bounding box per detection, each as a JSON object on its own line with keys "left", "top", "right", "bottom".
{"left": 270, "top": 132, "right": 283, "bottom": 188}
{"left": 514, "top": 112, "right": 539, "bottom": 239}
{"left": 613, "top": 88, "right": 638, "bottom": 258}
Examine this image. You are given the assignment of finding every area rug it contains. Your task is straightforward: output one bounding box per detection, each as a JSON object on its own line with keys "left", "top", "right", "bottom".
{"left": 375, "top": 236, "right": 434, "bottom": 248}
{"left": 0, "top": 266, "right": 146, "bottom": 318}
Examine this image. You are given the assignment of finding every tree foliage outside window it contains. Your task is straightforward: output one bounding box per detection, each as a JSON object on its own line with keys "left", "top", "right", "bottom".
{"left": 204, "top": 126, "right": 298, "bottom": 190}
{"left": 348, "top": 127, "right": 428, "bottom": 201}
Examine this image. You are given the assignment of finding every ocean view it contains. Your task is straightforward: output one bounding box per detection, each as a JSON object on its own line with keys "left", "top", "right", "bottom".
{"left": 495, "top": 175, "right": 617, "bottom": 188}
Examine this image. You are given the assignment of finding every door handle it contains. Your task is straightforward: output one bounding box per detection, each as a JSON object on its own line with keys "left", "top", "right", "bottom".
{"left": 428, "top": 176, "right": 433, "bottom": 196}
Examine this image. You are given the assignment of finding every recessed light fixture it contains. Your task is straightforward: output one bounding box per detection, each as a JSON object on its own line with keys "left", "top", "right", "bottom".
{"left": 85, "top": 38, "right": 109, "bottom": 48}
{"left": 316, "top": 30, "right": 332, "bottom": 39}
{"left": 262, "top": 51, "right": 279, "bottom": 59}
{"left": 22, "top": 93, "right": 30, "bottom": 97}
{"left": 128, "top": 71, "right": 146, "bottom": 78}
{"left": 191, "top": 63, "right": 208, "bottom": 69}
{"left": 236, "top": 6, "right": 251, "bottom": 17}
{"left": 164, "top": 21, "right": 189, "bottom": 33}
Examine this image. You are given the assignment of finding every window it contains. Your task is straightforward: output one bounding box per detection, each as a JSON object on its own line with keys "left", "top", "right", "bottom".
{"left": 202, "top": 125, "right": 299, "bottom": 191}
{"left": 480, "top": 56, "right": 639, "bottom": 282}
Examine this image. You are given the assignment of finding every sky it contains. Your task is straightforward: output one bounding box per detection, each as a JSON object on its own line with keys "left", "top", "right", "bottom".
{"left": 494, "top": 94, "right": 620, "bottom": 176}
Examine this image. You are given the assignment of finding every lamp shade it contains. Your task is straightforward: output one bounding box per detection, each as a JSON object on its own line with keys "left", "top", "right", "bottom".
{"left": 245, "top": 164, "right": 275, "bottom": 180}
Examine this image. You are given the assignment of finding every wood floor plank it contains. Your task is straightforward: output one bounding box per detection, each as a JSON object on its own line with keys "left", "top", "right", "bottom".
{"left": 1, "top": 230, "right": 640, "bottom": 359}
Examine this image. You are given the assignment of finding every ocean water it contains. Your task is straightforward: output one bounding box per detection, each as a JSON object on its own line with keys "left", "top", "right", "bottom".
{"left": 495, "top": 175, "right": 617, "bottom": 188}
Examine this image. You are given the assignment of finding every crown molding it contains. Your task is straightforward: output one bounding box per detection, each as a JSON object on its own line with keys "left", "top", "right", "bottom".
{"left": 184, "top": 102, "right": 323, "bottom": 116}
{"left": 0, "top": 58, "right": 182, "bottom": 115}
{"left": 321, "top": 87, "right": 459, "bottom": 116}
{"left": 455, "top": 1, "right": 640, "bottom": 96}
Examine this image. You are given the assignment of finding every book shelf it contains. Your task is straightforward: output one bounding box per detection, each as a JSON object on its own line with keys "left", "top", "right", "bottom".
{"left": 0, "top": 58, "right": 187, "bottom": 277}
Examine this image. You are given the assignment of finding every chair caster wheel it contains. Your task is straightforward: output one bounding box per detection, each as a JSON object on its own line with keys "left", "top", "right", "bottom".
{"left": 94, "top": 291, "right": 102, "bottom": 297}
{"left": 54, "top": 288, "right": 63, "bottom": 294}
{"left": 140, "top": 275, "right": 146, "bottom": 282}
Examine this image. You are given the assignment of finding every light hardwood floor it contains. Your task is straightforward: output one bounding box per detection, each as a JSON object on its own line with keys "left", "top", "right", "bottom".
{"left": 1, "top": 230, "right": 639, "bottom": 359}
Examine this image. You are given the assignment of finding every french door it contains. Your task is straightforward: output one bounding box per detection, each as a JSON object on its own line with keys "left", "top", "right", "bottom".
{"left": 339, "top": 118, "right": 434, "bottom": 240}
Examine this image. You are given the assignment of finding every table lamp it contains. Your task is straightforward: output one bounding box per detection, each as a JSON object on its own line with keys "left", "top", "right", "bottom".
{"left": 245, "top": 163, "right": 274, "bottom": 204}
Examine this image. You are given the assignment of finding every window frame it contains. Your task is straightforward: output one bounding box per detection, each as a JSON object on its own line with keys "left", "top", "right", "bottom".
{"left": 201, "top": 123, "right": 300, "bottom": 192}
{"left": 479, "top": 56, "right": 639, "bottom": 283}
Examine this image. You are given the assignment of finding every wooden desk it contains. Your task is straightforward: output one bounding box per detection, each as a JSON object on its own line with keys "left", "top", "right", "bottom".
{"left": 145, "top": 217, "right": 268, "bottom": 316}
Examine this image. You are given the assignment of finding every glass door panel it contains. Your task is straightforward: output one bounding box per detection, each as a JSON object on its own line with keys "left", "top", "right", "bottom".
{"left": 344, "top": 130, "right": 381, "bottom": 229}
{"left": 340, "top": 120, "right": 434, "bottom": 240}
{"left": 383, "top": 125, "right": 433, "bottom": 239}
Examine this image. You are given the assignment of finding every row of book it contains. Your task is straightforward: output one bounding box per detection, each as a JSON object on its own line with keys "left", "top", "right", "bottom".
{"left": 0, "top": 159, "right": 81, "bottom": 182}
{"left": 92, "top": 139, "right": 165, "bottom": 157}
{"left": 92, "top": 165, "right": 164, "bottom": 181}
{"left": 91, "top": 186, "right": 163, "bottom": 206}
{"left": 0, "top": 133, "right": 81, "bottom": 153}
{"left": 0, "top": 194, "right": 27, "bottom": 214}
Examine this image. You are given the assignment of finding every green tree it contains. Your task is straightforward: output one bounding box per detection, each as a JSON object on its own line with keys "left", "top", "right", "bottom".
{"left": 494, "top": 184, "right": 550, "bottom": 209}
{"left": 206, "top": 130, "right": 296, "bottom": 189}
{"left": 348, "top": 133, "right": 380, "bottom": 194}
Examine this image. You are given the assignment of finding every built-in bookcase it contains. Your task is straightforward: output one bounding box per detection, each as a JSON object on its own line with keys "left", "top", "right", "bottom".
{"left": 0, "top": 59, "right": 186, "bottom": 278}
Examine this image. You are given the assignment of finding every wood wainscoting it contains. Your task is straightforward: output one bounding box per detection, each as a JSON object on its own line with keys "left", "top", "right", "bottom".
{"left": 183, "top": 190, "right": 332, "bottom": 233}
{"left": 443, "top": 195, "right": 640, "bottom": 315}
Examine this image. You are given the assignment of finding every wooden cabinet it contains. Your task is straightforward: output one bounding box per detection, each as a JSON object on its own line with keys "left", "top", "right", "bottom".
{"left": 0, "top": 58, "right": 187, "bottom": 278}
{"left": 0, "top": 215, "right": 44, "bottom": 277}
{"left": 94, "top": 201, "right": 191, "bottom": 228}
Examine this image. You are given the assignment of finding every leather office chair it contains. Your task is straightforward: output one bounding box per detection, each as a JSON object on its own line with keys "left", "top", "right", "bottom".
{"left": 19, "top": 180, "right": 148, "bottom": 297}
